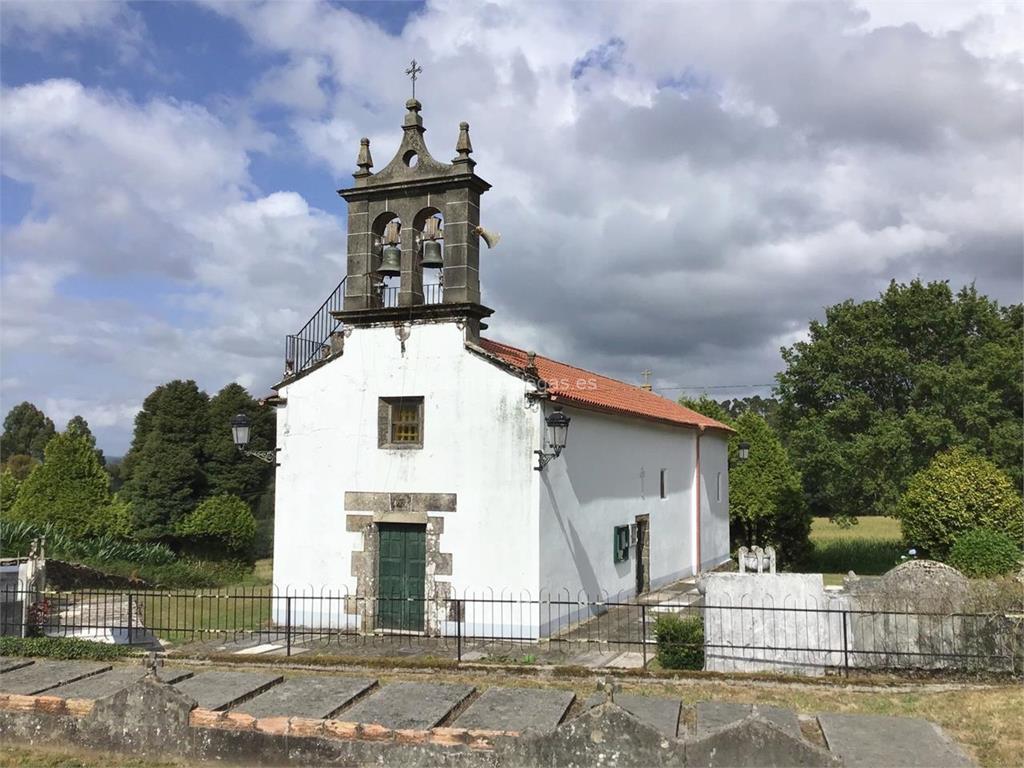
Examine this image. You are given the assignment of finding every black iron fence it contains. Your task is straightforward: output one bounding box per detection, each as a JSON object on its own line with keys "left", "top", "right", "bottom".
{"left": 2, "top": 584, "right": 1020, "bottom": 675}
{"left": 285, "top": 277, "right": 346, "bottom": 376}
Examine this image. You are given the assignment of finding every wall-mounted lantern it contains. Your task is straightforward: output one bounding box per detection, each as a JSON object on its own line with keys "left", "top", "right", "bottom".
{"left": 535, "top": 406, "right": 571, "bottom": 471}
{"left": 738, "top": 440, "right": 750, "bottom": 462}
{"left": 230, "top": 413, "right": 279, "bottom": 464}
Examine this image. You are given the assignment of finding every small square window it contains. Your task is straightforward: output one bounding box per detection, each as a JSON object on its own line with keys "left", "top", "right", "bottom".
{"left": 660, "top": 468, "right": 667, "bottom": 499}
{"left": 379, "top": 396, "right": 424, "bottom": 449}
{"left": 613, "top": 525, "right": 630, "bottom": 563}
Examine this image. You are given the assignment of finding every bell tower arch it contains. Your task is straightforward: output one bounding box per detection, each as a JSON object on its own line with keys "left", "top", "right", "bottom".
{"left": 335, "top": 99, "right": 493, "bottom": 341}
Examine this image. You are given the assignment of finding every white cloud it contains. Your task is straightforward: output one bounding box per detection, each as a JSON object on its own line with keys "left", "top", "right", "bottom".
{"left": 2, "top": 0, "right": 1022, "bottom": 452}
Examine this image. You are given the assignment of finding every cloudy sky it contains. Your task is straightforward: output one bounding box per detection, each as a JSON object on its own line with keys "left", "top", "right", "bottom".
{"left": 1, "top": 0, "right": 1021, "bottom": 454}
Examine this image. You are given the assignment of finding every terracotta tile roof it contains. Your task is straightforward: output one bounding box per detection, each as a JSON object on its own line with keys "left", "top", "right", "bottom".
{"left": 477, "top": 338, "right": 733, "bottom": 432}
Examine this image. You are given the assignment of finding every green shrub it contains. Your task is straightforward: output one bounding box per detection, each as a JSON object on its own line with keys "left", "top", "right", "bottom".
{"left": 86, "top": 494, "right": 133, "bottom": 539}
{"left": 653, "top": 614, "right": 704, "bottom": 670}
{"left": 0, "top": 636, "right": 137, "bottom": 661}
{"left": 949, "top": 528, "right": 1022, "bottom": 578}
{"left": 177, "top": 494, "right": 256, "bottom": 558}
{"left": 896, "top": 448, "right": 1023, "bottom": 559}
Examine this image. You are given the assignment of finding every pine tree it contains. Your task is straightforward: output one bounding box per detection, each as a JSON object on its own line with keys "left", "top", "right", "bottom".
{"left": 121, "top": 380, "right": 210, "bottom": 540}
{"left": 7, "top": 432, "right": 111, "bottom": 537}
{"left": 204, "top": 384, "right": 274, "bottom": 503}
{"left": 0, "top": 402, "right": 56, "bottom": 462}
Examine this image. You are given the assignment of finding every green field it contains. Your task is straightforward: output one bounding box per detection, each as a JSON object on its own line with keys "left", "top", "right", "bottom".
{"left": 808, "top": 516, "right": 905, "bottom": 585}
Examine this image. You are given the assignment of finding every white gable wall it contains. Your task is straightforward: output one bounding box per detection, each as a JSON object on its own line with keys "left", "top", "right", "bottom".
{"left": 538, "top": 406, "right": 706, "bottom": 629}
{"left": 273, "top": 321, "right": 541, "bottom": 629}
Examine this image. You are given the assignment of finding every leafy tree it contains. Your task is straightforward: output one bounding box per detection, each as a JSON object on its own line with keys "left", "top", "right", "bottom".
{"left": 718, "top": 396, "right": 780, "bottom": 431}
{"left": 678, "top": 395, "right": 730, "bottom": 423}
{"left": 177, "top": 494, "right": 257, "bottom": 558}
{"left": 204, "top": 384, "right": 274, "bottom": 503}
{"left": 0, "top": 470, "right": 20, "bottom": 519}
{"left": 728, "top": 412, "right": 811, "bottom": 565}
{"left": 777, "top": 280, "right": 1023, "bottom": 522}
{"left": 0, "top": 402, "right": 56, "bottom": 462}
{"left": 121, "top": 380, "right": 210, "bottom": 540}
{"left": 66, "top": 415, "right": 105, "bottom": 466}
{"left": 7, "top": 432, "right": 111, "bottom": 537}
{"left": 2, "top": 454, "right": 38, "bottom": 482}
{"left": 895, "top": 447, "right": 1022, "bottom": 560}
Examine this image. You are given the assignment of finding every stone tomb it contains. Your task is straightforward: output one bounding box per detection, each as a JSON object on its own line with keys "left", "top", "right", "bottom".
{"left": 585, "top": 693, "right": 682, "bottom": 738}
{"left": 0, "top": 658, "right": 33, "bottom": 674}
{"left": 46, "top": 667, "right": 194, "bottom": 701}
{"left": 0, "top": 660, "right": 111, "bottom": 695}
{"left": 233, "top": 676, "right": 377, "bottom": 720}
{"left": 818, "top": 713, "right": 975, "bottom": 768}
{"left": 454, "top": 687, "right": 574, "bottom": 732}
{"left": 694, "top": 701, "right": 802, "bottom": 740}
{"left": 172, "top": 670, "right": 283, "bottom": 711}
{"left": 339, "top": 681, "right": 474, "bottom": 730}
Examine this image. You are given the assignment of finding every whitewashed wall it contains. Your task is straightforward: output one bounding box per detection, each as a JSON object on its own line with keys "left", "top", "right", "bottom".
{"left": 273, "top": 321, "right": 540, "bottom": 630}
{"left": 699, "top": 431, "right": 731, "bottom": 571}
{"left": 538, "top": 406, "right": 720, "bottom": 634}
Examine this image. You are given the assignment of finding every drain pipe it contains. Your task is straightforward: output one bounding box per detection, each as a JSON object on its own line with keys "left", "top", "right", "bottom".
{"left": 694, "top": 426, "right": 704, "bottom": 574}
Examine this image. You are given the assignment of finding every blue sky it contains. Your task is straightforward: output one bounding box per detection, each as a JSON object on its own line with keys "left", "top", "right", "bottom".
{"left": 1, "top": 0, "right": 1021, "bottom": 454}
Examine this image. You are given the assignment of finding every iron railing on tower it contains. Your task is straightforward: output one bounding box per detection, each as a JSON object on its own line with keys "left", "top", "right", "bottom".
{"left": 285, "top": 279, "right": 446, "bottom": 377}
{"left": 285, "top": 278, "right": 346, "bottom": 376}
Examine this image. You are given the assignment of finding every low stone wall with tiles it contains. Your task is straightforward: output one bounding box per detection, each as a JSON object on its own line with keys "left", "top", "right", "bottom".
{"left": 0, "top": 676, "right": 841, "bottom": 767}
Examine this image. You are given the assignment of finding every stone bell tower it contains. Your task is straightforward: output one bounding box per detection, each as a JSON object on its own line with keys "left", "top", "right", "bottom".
{"left": 334, "top": 96, "right": 494, "bottom": 340}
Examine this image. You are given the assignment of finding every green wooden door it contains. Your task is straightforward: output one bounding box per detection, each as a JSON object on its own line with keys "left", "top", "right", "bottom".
{"left": 377, "top": 523, "right": 426, "bottom": 631}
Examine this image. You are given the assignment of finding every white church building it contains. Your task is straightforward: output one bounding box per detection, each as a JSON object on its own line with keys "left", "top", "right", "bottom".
{"left": 269, "top": 97, "right": 732, "bottom": 637}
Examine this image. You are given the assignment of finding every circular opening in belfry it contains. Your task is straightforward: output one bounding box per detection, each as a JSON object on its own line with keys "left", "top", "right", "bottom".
{"left": 403, "top": 150, "right": 419, "bottom": 167}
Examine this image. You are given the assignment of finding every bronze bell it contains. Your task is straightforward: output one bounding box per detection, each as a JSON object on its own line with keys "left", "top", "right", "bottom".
{"left": 378, "top": 245, "right": 401, "bottom": 276}
{"left": 420, "top": 239, "right": 443, "bottom": 269}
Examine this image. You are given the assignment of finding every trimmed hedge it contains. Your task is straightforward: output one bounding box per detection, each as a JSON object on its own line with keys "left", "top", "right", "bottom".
{"left": 177, "top": 494, "right": 256, "bottom": 558}
{"left": 0, "top": 636, "right": 137, "bottom": 661}
{"left": 653, "top": 614, "right": 705, "bottom": 670}
{"left": 949, "top": 528, "right": 1022, "bottom": 578}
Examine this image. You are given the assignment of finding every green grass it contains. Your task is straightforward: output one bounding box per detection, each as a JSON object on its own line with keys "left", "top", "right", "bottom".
{"left": 808, "top": 516, "right": 906, "bottom": 580}
{"left": 139, "top": 585, "right": 274, "bottom": 643}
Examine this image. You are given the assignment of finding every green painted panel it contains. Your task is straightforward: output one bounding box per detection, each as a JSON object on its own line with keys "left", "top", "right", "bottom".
{"left": 377, "top": 523, "right": 426, "bottom": 631}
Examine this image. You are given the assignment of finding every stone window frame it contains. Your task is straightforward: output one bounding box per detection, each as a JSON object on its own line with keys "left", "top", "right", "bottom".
{"left": 378, "top": 395, "right": 425, "bottom": 449}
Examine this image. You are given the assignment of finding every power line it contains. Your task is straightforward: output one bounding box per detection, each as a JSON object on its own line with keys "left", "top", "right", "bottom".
{"left": 655, "top": 383, "right": 776, "bottom": 392}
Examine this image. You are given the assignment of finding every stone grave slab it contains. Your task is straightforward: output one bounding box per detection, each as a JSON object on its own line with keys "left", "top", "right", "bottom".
{"left": 454, "top": 687, "right": 574, "bottom": 732}
{"left": 47, "top": 667, "right": 194, "bottom": 701}
{"left": 234, "top": 676, "right": 376, "bottom": 719}
{"left": 695, "top": 701, "right": 801, "bottom": 739}
{"left": 585, "top": 693, "right": 681, "bottom": 738}
{"left": 0, "top": 658, "right": 33, "bottom": 674}
{"left": 233, "top": 643, "right": 283, "bottom": 655}
{"left": 818, "top": 713, "right": 974, "bottom": 767}
{"left": 0, "top": 660, "right": 111, "bottom": 695}
{"left": 173, "top": 670, "right": 283, "bottom": 711}
{"left": 341, "top": 682, "right": 474, "bottom": 730}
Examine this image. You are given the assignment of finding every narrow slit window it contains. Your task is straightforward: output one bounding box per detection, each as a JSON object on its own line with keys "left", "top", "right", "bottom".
{"left": 659, "top": 468, "right": 667, "bottom": 499}
{"left": 716, "top": 471, "right": 722, "bottom": 502}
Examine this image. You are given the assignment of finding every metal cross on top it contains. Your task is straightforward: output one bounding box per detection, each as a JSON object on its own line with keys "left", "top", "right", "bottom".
{"left": 405, "top": 59, "right": 423, "bottom": 99}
